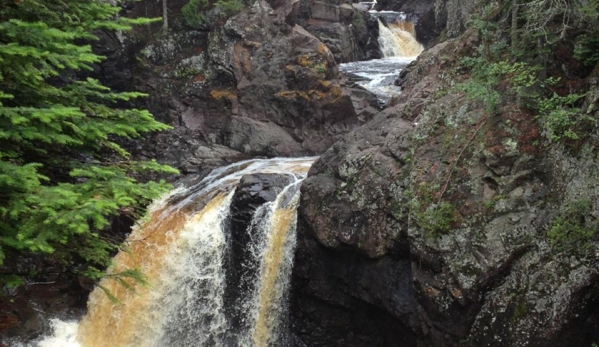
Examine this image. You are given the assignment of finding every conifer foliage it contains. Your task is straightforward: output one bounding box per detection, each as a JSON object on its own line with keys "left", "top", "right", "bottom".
{"left": 0, "top": 0, "right": 177, "bottom": 286}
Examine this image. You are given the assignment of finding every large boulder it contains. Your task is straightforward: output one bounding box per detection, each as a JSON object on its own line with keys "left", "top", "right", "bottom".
{"left": 293, "top": 28, "right": 599, "bottom": 347}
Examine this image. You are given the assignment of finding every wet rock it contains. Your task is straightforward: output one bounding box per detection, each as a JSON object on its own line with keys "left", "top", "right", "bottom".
{"left": 297, "top": 0, "right": 382, "bottom": 62}
{"left": 0, "top": 254, "right": 88, "bottom": 342}
{"left": 226, "top": 173, "right": 296, "bottom": 333}
{"left": 291, "top": 221, "right": 419, "bottom": 347}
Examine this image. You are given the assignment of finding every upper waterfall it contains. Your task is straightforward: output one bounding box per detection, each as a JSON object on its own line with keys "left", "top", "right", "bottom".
{"left": 373, "top": 12, "right": 423, "bottom": 58}
{"left": 338, "top": 9, "right": 423, "bottom": 101}
{"left": 28, "top": 157, "right": 316, "bottom": 347}
{"left": 339, "top": 11, "right": 424, "bottom": 104}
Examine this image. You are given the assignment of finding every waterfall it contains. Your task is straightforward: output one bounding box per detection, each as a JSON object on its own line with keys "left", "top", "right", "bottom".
{"left": 339, "top": 11, "right": 422, "bottom": 101}
{"left": 31, "top": 157, "right": 315, "bottom": 347}
{"left": 339, "top": 9, "right": 422, "bottom": 100}
{"left": 244, "top": 181, "right": 302, "bottom": 346}
{"left": 376, "top": 16, "right": 423, "bottom": 58}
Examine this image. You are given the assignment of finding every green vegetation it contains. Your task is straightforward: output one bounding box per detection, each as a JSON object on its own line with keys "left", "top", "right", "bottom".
{"left": 182, "top": 0, "right": 245, "bottom": 28}
{"left": 418, "top": 202, "right": 459, "bottom": 235}
{"left": 99, "top": 268, "right": 150, "bottom": 304}
{"left": 513, "top": 299, "right": 528, "bottom": 320}
{"left": 314, "top": 63, "right": 327, "bottom": 75}
{"left": 352, "top": 12, "right": 366, "bottom": 32}
{"left": 457, "top": 1, "right": 597, "bottom": 142}
{"left": 458, "top": 55, "right": 538, "bottom": 114}
{"left": 574, "top": 33, "right": 599, "bottom": 67}
{"left": 459, "top": 50, "right": 587, "bottom": 140}
{"left": 409, "top": 183, "right": 459, "bottom": 236}
{"left": 537, "top": 89, "right": 589, "bottom": 140}
{"left": 574, "top": 0, "right": 599, "bottom": 66}
{"left": 176, "top": 65, "right": 202, "bottom": 78}
{"left": 0, "top": 0, "right": 177, "bottom": 287}
{"left": 547, "top": 199, "right": 597, "bottom": 253}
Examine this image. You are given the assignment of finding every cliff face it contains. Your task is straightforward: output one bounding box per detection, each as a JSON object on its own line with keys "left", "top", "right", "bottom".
{"left": 296, "top": 0, "right": 383, "bottom": 62}
{"left": 119, "top": 0, "right": 379, "bottom": 175}
{"left": 294, "top": 14, "right": 599, "bottom": 347}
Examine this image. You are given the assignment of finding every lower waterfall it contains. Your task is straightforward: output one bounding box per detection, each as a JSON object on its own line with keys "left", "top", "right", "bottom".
{"left": 243, "top": 181, "right": 302, "bottom": 346}
{"left": 32, "top": 157, "right": 315, "bottom": 347}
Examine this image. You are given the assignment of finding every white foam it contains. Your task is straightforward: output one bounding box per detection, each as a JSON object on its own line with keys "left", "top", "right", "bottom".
{"left": 36, "top": 320, "right": 81, "bottom": 347}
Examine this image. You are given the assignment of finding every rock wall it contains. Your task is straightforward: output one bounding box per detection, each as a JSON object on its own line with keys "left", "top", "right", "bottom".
{"left": 91, "top": 0, "right": 381, "bottom": 175}
{"left": 296, "top": 0, "right": 383, "bottom": 62}
{"left": 293, "top": 26, "right": 599, "bottom": 347}
{"left": 291, "top": 117, "right": 420, "bottom": 344}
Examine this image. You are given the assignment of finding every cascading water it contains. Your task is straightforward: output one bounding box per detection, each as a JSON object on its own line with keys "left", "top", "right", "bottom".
{"left": 377, "top": 16, "right": 423, "bottom": 58}
{"left": 339, "top": 10, "right": 423, "bottom": 101}
{"left": 242, "top": 181, "right": 302, "bottom": 346}
{"left": 26, "top": 157, "right": 315, "bottom": 347}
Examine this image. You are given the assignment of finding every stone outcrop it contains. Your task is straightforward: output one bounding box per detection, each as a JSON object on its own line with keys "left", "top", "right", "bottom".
{"left": 132, "top": 0, "right": 356, "bottom": 172}
{"left": 293, "top": 27, "right": 599, "bottom": 347}
{"left": 297, "top": 0, "right": 383, "bottom": 63}
{"left": 91, "top": 0, "right": 380, "bottom": 175}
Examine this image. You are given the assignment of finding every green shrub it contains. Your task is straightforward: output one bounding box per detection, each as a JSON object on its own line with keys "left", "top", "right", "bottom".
{"left": 182, "top": 0, "right": 245, "bottom": 28}
{"left": 216, "top": 0, "right": 245, "bottom": 15}
{"left": 418, "top": 202, "right": 459, "bottom": 235}
{"left": 547, "top": 199, "right": 597, "bottom": 253}
{"left": 538, "top": 91, "right": 588, "bottom": 141}
{"left": 574, "top": 0, "right": 599, "bottom": 66}
{"left": 574, "top": 33, "right": 599, "bottom": 67}
{"left": 182, "top": 0, "right": 209, "bottom": 28}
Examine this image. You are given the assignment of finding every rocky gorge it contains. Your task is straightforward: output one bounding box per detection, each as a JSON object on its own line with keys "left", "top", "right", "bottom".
{"left": 1, "top": 0, "right": 598, "bottom": 346}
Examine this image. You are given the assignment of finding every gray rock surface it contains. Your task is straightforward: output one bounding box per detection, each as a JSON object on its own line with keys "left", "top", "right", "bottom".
{"left": 293, "top": 28, "right": 599, "bottom": 347}
{"left": 297, "top": 0, "right": 383, "bottom": 62}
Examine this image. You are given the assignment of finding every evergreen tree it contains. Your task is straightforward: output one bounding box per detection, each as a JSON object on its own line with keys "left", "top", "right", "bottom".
{"left": 0, "top": 0, "right": 177, "bottom": 287}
